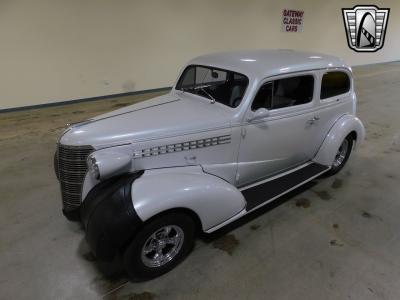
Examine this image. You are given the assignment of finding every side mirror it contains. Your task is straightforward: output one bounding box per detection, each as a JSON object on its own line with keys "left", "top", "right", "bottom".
{"left": 247, "top": 108, "right": 269, "bottom": 121}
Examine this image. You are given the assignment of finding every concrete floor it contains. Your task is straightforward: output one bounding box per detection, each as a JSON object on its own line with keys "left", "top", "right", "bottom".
{"left": 1, "top": 62, "right": 400, "bottom": 300}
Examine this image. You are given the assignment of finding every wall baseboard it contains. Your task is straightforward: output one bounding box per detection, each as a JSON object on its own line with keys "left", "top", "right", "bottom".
{"left": 0, "top": 87, "right": 172, "bottom": 114}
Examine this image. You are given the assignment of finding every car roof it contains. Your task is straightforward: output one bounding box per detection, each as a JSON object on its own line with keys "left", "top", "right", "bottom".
{"left": 187, "top": 49, "right": 350, "bottom": 81}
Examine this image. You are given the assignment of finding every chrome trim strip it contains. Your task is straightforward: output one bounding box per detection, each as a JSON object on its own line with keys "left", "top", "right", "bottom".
{"left": 133, "top": 134, "right": 231, "bottom": 158}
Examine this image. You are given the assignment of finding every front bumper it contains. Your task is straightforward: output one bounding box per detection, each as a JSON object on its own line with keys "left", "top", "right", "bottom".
{"left": 80, "top": 172, "right": 144, "bottom": 261}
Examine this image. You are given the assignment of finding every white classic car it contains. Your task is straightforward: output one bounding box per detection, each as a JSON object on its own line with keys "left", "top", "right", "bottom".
{"left": 55, "top": 49, "right": 365, "bottom": 280}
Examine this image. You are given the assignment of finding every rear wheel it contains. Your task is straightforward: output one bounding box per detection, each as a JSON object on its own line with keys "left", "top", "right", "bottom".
{"left": 325, "top": 135, "right": 353, "bottom": 176}
{"left": 123, "top": 212, "right": 195, "bottom": 281}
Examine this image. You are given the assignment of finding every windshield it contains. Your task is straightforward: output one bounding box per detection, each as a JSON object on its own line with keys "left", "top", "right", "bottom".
{"left": 176, "top": 65, "right": 249, "bottom": 108}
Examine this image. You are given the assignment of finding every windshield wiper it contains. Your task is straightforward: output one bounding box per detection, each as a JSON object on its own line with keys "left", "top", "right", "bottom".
{"left": 180, "top": 86, "right": 216, "bottom": 103}
{"left": 199, "top": 88, "right": 216, "bottom": 104}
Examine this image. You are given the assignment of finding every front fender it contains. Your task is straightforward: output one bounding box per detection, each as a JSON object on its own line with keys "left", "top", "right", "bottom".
{"left": 80, "top": 172, "right": 144, "bottom": 261}
{"left": 313, "top": 114, "right": 365, "bottom": 166}
{"left": 132, "top": 166, "right": 246, "bottom": 231}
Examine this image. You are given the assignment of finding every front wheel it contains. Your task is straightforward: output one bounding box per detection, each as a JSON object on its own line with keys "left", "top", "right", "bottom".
{"left": 325, "top": 135, "right": 353, "bottom": 176}
{"left": 123, "top": 212, "right": 195, "bottom": 281}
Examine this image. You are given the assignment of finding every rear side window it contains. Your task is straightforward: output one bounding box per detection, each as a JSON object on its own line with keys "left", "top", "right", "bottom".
{"left": 251, "top": 75, "right": 314, "bottom": 111}
{"left": 320, "top": 72, "right": 350, "bottom": 99}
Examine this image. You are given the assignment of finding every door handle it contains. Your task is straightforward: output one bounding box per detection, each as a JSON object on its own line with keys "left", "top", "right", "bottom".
{"left": 307, "top": 116, "right": 320, "bottom": 124}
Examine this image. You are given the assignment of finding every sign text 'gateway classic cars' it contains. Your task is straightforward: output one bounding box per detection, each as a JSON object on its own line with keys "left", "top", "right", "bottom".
{"left": 281, "top": 9, "right": 304, "bottom": 32}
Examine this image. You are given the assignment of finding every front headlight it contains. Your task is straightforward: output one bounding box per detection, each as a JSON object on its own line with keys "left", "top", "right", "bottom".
{"left": 87, "top": 156, "right": 100, "bottom": 180}
{"left": 86, "top": 148, "right": 132, "bottom": 180}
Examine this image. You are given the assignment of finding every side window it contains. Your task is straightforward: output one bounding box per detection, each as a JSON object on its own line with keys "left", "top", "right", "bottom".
{"left": 320, "top": 71, "right": 350, "bottom": 99}
{"left": 273, "top": 75, "right": 314, "bottom": 109}
{"left": 251, "top": 75, "right": 314, "bottom": 111}
{"left": 251, "top": 82, "right": 272, "bottom": 110}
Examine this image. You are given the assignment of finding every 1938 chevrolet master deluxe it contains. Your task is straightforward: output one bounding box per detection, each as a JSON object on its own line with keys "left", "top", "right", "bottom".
{"left": 55, "top": 50, "right": 365, "bottom": 280}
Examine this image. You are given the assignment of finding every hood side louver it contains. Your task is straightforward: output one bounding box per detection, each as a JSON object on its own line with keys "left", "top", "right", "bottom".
{"left": 133, "top": 135, "right": 231, "bottom": 158}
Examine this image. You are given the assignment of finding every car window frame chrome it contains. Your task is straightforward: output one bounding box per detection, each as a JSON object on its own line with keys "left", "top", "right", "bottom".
{"left": 243, "top": 69, "right": 319, "bottom": 124}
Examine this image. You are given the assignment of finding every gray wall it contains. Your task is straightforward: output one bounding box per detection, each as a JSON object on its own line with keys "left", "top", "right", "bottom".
{"left": 0, "top": 0, "right": 398, "bottom": 109}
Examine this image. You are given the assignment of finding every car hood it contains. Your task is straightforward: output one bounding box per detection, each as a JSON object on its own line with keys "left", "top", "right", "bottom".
{"left": 60, "top": 92, "right": 232, "bottom": 148}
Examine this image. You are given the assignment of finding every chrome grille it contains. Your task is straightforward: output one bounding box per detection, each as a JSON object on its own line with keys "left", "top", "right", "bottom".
{"left": 55, "top": 144, "right": 94, "bottom": 211}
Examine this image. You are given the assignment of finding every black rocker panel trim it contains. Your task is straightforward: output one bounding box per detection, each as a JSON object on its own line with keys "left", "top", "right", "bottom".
{"left": 80, "top": 171, "right": 144, "bottom": 261}
{"left": 242, "top": 163, "right": 328, "bottom": 211}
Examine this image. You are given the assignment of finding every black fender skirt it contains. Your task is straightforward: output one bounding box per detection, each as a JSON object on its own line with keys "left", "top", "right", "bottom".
{"left": 80, "top": 171, "right": 144, "bottom": 261}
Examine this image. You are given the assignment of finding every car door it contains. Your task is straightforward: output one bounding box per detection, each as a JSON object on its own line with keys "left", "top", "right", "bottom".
{"left": 236, "top": 72, "right": 321, "bottom": 187}
{"left": 312, "top": 69, "right": 354, "bottom": 149}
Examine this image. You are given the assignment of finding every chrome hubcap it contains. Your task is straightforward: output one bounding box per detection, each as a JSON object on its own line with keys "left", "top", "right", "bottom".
{"left": 141, "top": 225, "right": 184, "bottom": 268}
{"left": 333, "top": 139, "right": 349, "bottom": 168}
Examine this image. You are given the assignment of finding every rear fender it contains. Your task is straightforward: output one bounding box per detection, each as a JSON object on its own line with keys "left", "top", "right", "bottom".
{"left": 313, "top": 114, "right": 365, "bottom": 166}
{"left": 132, "top": 166, "right": 246, "bottom": 231}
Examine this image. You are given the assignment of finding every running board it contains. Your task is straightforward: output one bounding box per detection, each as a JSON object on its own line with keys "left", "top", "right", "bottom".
{"left": 241, "top": 163, "right": 329, "bottom": 211}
